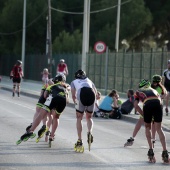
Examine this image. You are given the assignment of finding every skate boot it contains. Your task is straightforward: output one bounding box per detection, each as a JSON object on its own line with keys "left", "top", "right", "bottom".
{"left": 45, "top": 130, "right": 50, "bottom": 142}
{"left": 74, "top": 139, "right": 84, "bottom": 153}
{"left": 49, "top": 134, "right": 55, "bottom": 148}
{"left": 124, "top": 137, "right": 134, "bottom": 147}
{"left": 87, "top": 132, "right": 93, "bottom": 151}
{"left": 162, "top": 150, "right": 170, "bottom": 164}
{"left": 12, "top": 92, "right": 15, "bottom": 97}
{"left": 147, "top": 149, "right": 156, "bottom": 163}
{"left": 165, "top": 108, "right": 169, "bottom": 116}
{"left": 18, "top": 92, "right": 20, "bottom": 97}
{"left": 16, "top": 131, "right": 36, "bottom": 145}
{"left": 26, "top": 123, "right": 32, "bottom": 131}
{"left": 36, "top": 125, "right": 47, "bottom": 143}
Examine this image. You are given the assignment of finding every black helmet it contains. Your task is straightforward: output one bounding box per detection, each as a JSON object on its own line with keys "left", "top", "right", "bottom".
{"left": 139, "top": 79, "right": 151, "bottom": 88}
{"left": 152, "top": 75, "right": 162, "bottom": 83}
{"left": 16, "top": 60, "right": 22, "bottom": 65}
{"left": 75, "top": 69, "right": 86, "bottom": 79}
{"left": 52, "top": 73, "right": 66, "bottom": 83}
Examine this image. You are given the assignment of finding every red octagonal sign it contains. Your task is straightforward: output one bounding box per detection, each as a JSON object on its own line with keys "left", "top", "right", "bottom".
{"left": 94, "top": 41, "right": 106, "bottom": 53}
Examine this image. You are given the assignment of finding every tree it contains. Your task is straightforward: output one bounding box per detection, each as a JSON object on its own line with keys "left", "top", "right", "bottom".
{"left": 53, "top": 29, "right": 82, "bottom": 53}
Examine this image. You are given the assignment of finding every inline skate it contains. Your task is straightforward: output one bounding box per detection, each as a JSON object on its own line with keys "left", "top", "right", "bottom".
{"left": 26, "top": 123, "right": 32, "bottom": 131}
{"left": 16, "top": 131, "right": 36, "bottom": 145}
{"left": 49, "top": 135, "right": 55, "bottom": 148}
{"left": 45, "top": 130, "right": 50, "bottom": 142}
{"left": 36, "top": 125, "right": 47, "bottom": 143}
{"left": 124, "top": 137, "right": 134, "bottom": 147}
{"left": 74, "top": 139, "right": 84, "bottom": 153}
{"left": 162, "top": 150, "right": 170, "bottom": 164}
{"left": 87, "top": 132, "right": 93, "bottom": 151}
{"left": 147, "top": 149, "right": 156, "bottom": 163}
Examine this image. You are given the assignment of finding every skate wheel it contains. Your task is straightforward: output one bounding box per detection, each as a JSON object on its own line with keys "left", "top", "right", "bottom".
{"left": 36, "top": 137, "right": 40, "bottom": 143}
{"left": 23, "top": 137, "right": 29, "bottom": 142}
{"left": 80, "top": 147, "right": 84, "bottom": 153}
{"left": 163, "top": 158, "right": 170, "bottom": 164}
{"left": 16, "top": 139, "right": 22, "bottom": 145}
{"left": 30, "top": 133, "right": 36, "bottom": 139}
{"left": 148, "top": 157, "right": 156, "bottom": 163}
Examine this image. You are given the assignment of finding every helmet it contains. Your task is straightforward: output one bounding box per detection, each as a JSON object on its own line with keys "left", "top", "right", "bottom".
{"left": 139, "top": 79, "right": 151, "bottom": 88}
{"left": 16, "top": 60, "right": 22, "bottom": 65}
{"left": 152, "top": 75, "right": 162, "bottom": 83}
{"left": 52, "top": 73, "right": 66, "bottom": 83}
{"left": 60, "top": 59, "right": 65, "bottom": 63}
{"left": 74, "top": 69, "right": 86, "bottom": 79}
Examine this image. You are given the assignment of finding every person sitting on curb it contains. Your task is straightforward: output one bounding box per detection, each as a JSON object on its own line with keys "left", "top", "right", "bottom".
{"left": 99, "top": 89, "right": 119, "bottom": 119}
{"left": 120, "top": 89, "right": 135, "bottom": 115}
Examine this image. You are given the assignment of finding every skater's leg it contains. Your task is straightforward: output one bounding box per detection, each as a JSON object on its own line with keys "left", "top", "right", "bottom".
{"left": 165, "top": 92, "right": 169, "bottom": 114}
{"left": 12, "top": 83, "right": 16, "bottom": 96}
{"left": 155, "top": 122, "right": 167, "bottom": 151}
{"left": 132, "top": 117, "right": 144, "bottom": 138}
{"left": 33, "top": 107, "right": 42, "bottom": 121}
{"left": 46, "top": 111, "right": 53, "bottom": 129}
{"left": 16, "top": 83, "right": 20, "bottom": 97}
{"left": 86, "top": 112, "right": 93, "bottom": 133}
{"left": 76, "top": 111, "right": 83, "bottom": 140}
{"left": 151, "top": 121, "right": 156, "bottom": 140}
{"left": 145, "top": 122, "right": 152, "bottom": 149}
{"left": 50, "top": 112, "right": 59, "bottom": 138}
{"left": 29, "top": 108, "right": 47, "bottom": 132}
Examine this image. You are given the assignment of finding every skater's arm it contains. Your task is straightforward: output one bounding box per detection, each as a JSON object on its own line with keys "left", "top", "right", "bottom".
{"left": 134, "top": 100, "right": 143, "bottom": 115}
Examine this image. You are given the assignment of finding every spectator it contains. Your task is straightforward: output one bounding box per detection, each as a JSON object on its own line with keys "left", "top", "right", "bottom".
{"left": 99, "top": 89, "right": 118, "bottom": 118}
{"left": 10, "top": 60, "right": 24, "bottom": 97}
{"left": 120, "top": 89, "right": 135, "bottom": 115}
{"left": 162, "top": 60, "right": 170, "bottom": 116}
{"left": 56, "top": 59, "right": 68, "bottom": 76}
{"left": 41, "top": 68, "right": 50, "bottom": 88}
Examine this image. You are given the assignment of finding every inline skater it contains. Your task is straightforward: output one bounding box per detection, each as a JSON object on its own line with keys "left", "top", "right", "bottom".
{"left": 133, "top": 79, "right": 169, "bottom": 163}
{"left": 71, "top": 69, "right": 97, "bottom": 152}
{"left": 124, "top": 75, "right": 167, "bottom": 148}
{"left": 10, "top": 60, "right": 24, "bottom": 97}
{"left": 17, "top": 74, "right": 69, "bottom": 146}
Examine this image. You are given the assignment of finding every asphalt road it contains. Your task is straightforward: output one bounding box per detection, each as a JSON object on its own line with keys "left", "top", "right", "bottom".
{"left": 0, "top": 89, "right": 170, "bottom": 170}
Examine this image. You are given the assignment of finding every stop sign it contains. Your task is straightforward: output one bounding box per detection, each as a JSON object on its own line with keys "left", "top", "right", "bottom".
{"left": 94, "top": 41, "right": 106, "bottom": 53}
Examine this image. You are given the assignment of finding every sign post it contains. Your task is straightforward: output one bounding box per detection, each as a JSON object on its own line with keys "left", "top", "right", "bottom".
{"left": 94, "top": 41, "right": 108, "bottom": 94}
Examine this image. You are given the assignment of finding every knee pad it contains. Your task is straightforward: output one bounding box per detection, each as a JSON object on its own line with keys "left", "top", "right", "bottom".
{"left": 13, "top": 85, "right": 16, "bottom": 89}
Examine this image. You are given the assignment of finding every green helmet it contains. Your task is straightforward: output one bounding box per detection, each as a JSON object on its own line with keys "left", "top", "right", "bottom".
{"left": 139, "top": 79, "right": 151, "bottom": 88}
{"left": 152, "top": 75, "right": 162, "bottom": 83}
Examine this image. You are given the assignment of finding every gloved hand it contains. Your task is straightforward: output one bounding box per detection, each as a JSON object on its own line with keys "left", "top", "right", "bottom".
{"left": 10, "top": 76, "right": 13, "bottom": 79}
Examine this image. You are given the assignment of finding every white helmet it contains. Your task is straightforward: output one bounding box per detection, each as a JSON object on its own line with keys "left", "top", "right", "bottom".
{"left": 60, "top": 59, "right": 65, "bottom": 63}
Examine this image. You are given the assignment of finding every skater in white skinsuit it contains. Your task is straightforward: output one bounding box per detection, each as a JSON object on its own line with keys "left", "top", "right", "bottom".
{"left": 71, "top": 69, "right": 97, "bottom": 152}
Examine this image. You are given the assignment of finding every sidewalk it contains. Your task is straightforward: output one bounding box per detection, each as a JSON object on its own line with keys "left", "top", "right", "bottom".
{"left": 0, "top": 76, "right": 170, "bottom": 132}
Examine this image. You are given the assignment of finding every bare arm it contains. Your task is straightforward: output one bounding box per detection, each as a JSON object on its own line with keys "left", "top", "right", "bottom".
{"left": 71, "top": 88, "right": 76, "bottom": 104}
{"left": 134, "top": 100, "right": 143, "bottom": 115}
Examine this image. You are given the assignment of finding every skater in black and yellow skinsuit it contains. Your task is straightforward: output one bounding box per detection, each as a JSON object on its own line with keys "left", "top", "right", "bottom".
{"left": 18, "top": 74, "right": 69, "bottom": 143}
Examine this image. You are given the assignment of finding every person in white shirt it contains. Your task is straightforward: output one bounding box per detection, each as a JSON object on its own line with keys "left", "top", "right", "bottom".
{"left": 71, "top": 69, "right": 97, "bottom": 152}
